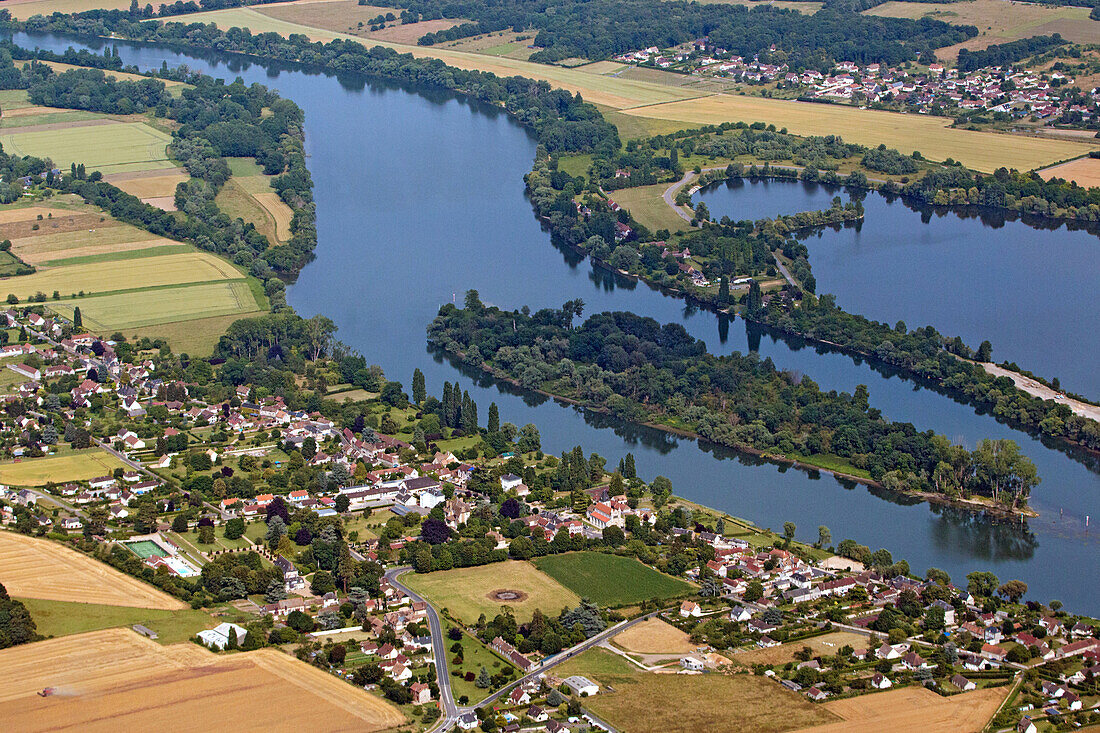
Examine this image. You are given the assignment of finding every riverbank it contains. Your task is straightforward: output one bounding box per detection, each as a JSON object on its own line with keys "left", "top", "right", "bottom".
{"left": 978, "top": 361, "right": 1100, "bottom": 423}
{"left": 438, "top": 344, "right": 1041, "bottom": 521}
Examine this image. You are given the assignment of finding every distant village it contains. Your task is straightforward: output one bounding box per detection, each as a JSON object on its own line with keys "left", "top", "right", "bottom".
{"left": 615, "top": 40, "right": 1096, "bottom": 124}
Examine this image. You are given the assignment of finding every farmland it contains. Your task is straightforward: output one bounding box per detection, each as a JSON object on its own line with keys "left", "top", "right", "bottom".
{"left": 799, "top": 685, "right": 1009, "bottom": 733}
{"left": 612, "top": 617, "right": 697, "bottom": 654}
{"left": 0, "top": 629, "right": 407, "bottom": 732}
{"left": 533, "top": 552, "right": 695, "bottom": 606}
{"left": 15, "top": 597, "right": 221, "bottom": 644}
{"left": 867, "top": 0, "right": 1100, "bottom": 61}
{"left": 0, "top": 531, "right": 187, "bottom": 609}
{"left": 1040, "top": 156, "right": 1100, "bottom": 187}
{"left": 400, "top": 561, "right": 580, "bottom": 623}
{"left": 216, "top": 159, "right": 295, "bottom": 244}
{"left": 0, "top": 120, "right": 174, "bottom": 175}
{"left": 556, "top": 647, "right": 838, "bottom": 733}
{"left": 0, "top": 251, "right": 244, "bottom": 299}
{"left": 48, "top": 280, "right": 261, "bottom": 331}
{"left": 727, "top": 631, "right": 869, "bottom": 667}
{"left": 0, "top": 449, "right": 128, "bottom": 485}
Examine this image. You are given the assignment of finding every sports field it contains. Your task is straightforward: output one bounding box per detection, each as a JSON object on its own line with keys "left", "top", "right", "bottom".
{"left": 0, "top": 531, "right": 187, "bottom": 609}
{"left": 0, "top": 629, "right": 407, "bottom": 732}
{"left": 533, "top": 552, "right": 695, "bottom": 606}
{"left": 557, "top": 647, "right": 838, "bottom": 733}
{"left": 49, "top": 280, "right": 260, "bottom": 331}
{"left": 613, "top": 617, "right": 696, "bottom": 654}
{"left": 798, "top": 685, "right": 1008, "bottom": 733}
{"left": 0, "top": 120, "right": 174, "bottom": 174}
{"left": 0, "top": 449, "right": 128, "bottom": 485}
{"left": 0, "top": 251, "right": 244, "bottom": 299}
{"left": 401, "top": 561, "right": 580, "bottom": 623}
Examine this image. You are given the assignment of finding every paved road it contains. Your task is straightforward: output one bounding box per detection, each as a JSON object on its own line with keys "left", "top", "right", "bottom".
{"left": 22, "top": 486, "right": 87, "bottom": 518}
{"left": 772, "top": 254, "right": 797, "bottom": 288}
{"left": 385, "top": 567, "right": 460, "bottom": 730}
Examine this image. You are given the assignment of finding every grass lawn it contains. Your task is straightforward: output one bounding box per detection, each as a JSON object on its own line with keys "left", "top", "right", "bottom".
{"left": 610, "top": 183, "right": 690, "bottom": 234}
{"left": 443, "top": 619, "right": 516, "bottom": 706}
{"left": 402, "top": 561, "right": 580, "bottom": 624}
{"left": 557, "top": 153, "right": 592, "bottom": 179}
{"left": 16, "top": 597, "right": 227, "bottom": 644}
{"left": 533, "top": 552, "right": 694, "bottom": 607}
{"left": 0, "top": 120, "right": 175, "bottom": 175}
{"left": 49, "top": 280, "right": 259, "bottom": 331}
{"left": 556, "top": 648, "right": 838, "bottom": 733}
{"left": 167, "top": 528, "right": 253, "bottom": 554}
{"left": 0, "top": 449, "right": 128, "bottom": 485}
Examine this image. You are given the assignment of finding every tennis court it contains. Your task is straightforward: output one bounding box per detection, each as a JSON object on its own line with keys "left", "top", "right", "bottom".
{"left": 125, "top": 540, "right": 167, "bottom": 559}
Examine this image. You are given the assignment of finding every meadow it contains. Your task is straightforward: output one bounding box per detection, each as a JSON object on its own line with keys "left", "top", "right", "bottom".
{"left": 0, "top": 629, "right": 407, "bottom": 732}
{"left": 0, "top": 120, "right": 174, "bottom": 175}
{"left": 0, "top": 251, "right": 244, "bottom": 299}
{"left": 0, "top": 531, "right": 187, "bottom": 609}
{"left": 0, "top": 449, "right": 128, "bottom": 485}
{"left": 609, "top": 183, "right": 689, "bottom": 234}
{"left": 532, "top": 552, "right": 694, "bottom": 606}
{"left": 555, "top": 647, "right": 838, "bottom": 733}
{"left": 16, "top": 597, "right": 223, "bottom": 644}
{"left": 49, "top": 280, "right": 260, "bottom": 331}
{"left": 400, "top": 561, "right": 580, "bottom": 623}
{"left": 612, "top": 617, "right": 696, "bottom": 654}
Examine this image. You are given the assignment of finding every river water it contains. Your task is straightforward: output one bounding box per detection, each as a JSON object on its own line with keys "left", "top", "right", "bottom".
{"left": 14, "top": 33, "right": 1100, "bottom": 611}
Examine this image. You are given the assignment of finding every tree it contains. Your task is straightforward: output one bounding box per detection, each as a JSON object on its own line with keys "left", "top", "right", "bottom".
{"left": 602, "top": 525, "right": 625, "bottom": 546}
{"left": 487, "top": 402, "right": 500, "bottom": 433}
{"left": 475, "top": 665, "right": 491, "bottom": 689}
{"left": 976, "top": 340, "right": 992, "bottom": 362}
{"left": 816, "top": 525, "right": 831, "bottom": 549}
{"left": 783, "top": 522, "right": 796, "bottom": 541}
{"left": 509, "top": 536, "right": 534, "bottom": 560}
{"left": 743, "top": 580, "right": 764, "bottom": 602}
{"left": 72, "top": 306, "right": 82, "bottom": 329}
{"left": 171, "top": 513, "right": 188, "bottom": 533}
{"left": 311, "top": 570, "right": 336, "bottom": 595}
{"left": 265, "top": 578, "right": 287, "bottom": 604}
{"left": 335, "top": 494, "right": 350, "bottom": 513}
{"left": 224, "top": 517, "right": 245, "bottom": 539}
{"left": 967, "top": 571, "right": 999, "bottom": 598}
{"left": 971, "top": 439, "right": 1038, "bottom": 508}
{"left": 303, "top": 314, "right": 336, "bottom": 360}
{"left": 287, "top": 609, "right": 314, "bottom": 632}
{"left": 421, "top": 518, "right": 451, "bottom": 544}
{"left": 415, "top": 546, "right": 433, "bottom": 574}
{"left": 198, "top": 525, "right": 215, "bottom": 544}
{"left": 997, "top": 580, "right": 1028, "bottom": 604}
{"left": 718, "top": 275, "right": 729, "bottom": 305}
{"left": 266, "top": 515, "right": 287, "bottom": 547}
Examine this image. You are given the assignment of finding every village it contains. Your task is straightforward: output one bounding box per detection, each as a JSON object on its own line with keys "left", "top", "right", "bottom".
{"left": 614, "top": 41, "right": 1095, "bottom": 124}
{"left": 0, "top": 300, "right": 1096, "bottom": 733}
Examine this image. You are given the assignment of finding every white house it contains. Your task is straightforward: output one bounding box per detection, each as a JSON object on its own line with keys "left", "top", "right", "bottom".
{"left": 680, "top": 600, "right": 702, "bottom": 617}
{"left": 500, "top": 473, "right": 523, "bottom": 491}
{"left": 197, "top": 622, "right": 248, "bottom": 650}
{"left": 680, "top": 655, "right": 705, "bottom": 671}
{"left": 870, "top": 672, "right": 892, "bottom": 689}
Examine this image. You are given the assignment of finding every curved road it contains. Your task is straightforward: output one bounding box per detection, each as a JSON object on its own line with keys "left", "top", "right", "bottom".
{"left": 385, "top": 566, "right": 660, "bottom": 731}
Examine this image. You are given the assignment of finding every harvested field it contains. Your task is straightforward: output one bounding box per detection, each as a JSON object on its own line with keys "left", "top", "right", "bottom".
{"left": 49, "top": 280, "right": 260, "bottom": 331}
{"left": 0, "top": 251, "right": 244, "bottom": 299}
{"left": 4, "top": 0, "right": 138, "bottom": 19}
{"left": 0, "top": 120, "right": 173, "bottom": 175}
{"left": 0, "top": 211, "right": 111, "bottom": 241}
{"left": 867, "top": 0, "right": 1100, "bottom": 60}
{"left": 0, "top": 629, "right": 406, "bottom": 732}
{"left": 1039, "top": 156, "right": 1100, "bottom": 187}
{"left": 401, "top": 561, "right": 580, "bottom": 623}
{"left": 728, "top": 631, "right": 868, "bottom": 667}
{"left": 141, "top": 196, "right": 178, "bottom": 211}
{"left": 796, "top": 685, "right": 1008, "bottom": 733}
{"left": 106, "top": 172, "right": 189, "bottom": 199}
{"left": 0, "top": 531, "right": 186, "bottom": 609}
{"left": 367, "top": 18, "right": 463, "bottom": 44}
{"left": 619, "top": 95, "right": 1097, "bottom": 172}
{"left": 558, "top": 648, "right": 838, "bottom": 733}
{"left": 0, "top": 449, "right": 128, "bottom": 485}
{"left": 253, "top": 191, "right": 294, "bottom": 240}
{"left": 10, "top": 225, "right": 178, "bottom": 264}
{"left": 613, "top": 618, "right": 696, "bottom": 654}
{"left": 0, "top": 206, "right": 82, "bottom": 225}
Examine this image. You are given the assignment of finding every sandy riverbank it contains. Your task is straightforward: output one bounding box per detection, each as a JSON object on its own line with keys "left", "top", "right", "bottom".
{"left": 979, "top": 362, "right": 1100, "bottom": 423}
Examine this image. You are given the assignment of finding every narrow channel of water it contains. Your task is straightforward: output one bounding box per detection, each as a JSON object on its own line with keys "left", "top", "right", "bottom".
{"left": 698, "top": 177, "right": 1100, "bottom": 398}
{"left": 16, "top": 33, "right": 1099, "bottom": 612}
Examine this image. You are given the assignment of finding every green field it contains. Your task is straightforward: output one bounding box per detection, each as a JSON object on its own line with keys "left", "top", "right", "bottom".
{"left": 49, "top": 280, "right": 259, "bottom": 331}
{"left": 167, "top": 527, "right": 254, "bottom": 555}
{"left": 401, "top": 561, "right": 580, "bottom": 624}
{"left": 0, "top": 110, "right": 103, "bottom": 129}
{"left": 16, "top": 597, "right": 233, "bottom": 644}
{"left": 444, "top": 619, "right": 516, "bottom": 705}
{"left": 0, "top": 121, "right": 174, "bottom": 174}
{"left": 610, "top": 183, "right": 690, "bottom": 234}
{"left": 0, "top": 449, "right": 128, "bottom": 485}
{"left": 556, "top": 648, "right": 836, "bottom": 733}
{"left": 127, "top": 309, "right": 267, "bottom": 357}
{"left": 0, "top": 251, "right": 243, "bottom": 300}
{"left": 533, "top": 552, "right": 694, "bottom": 607}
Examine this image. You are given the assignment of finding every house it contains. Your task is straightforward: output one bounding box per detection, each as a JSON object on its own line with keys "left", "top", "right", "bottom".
{"left": 901, "top": 651, "right": 929, "bottom": 671}
{"left": 680, "top": 655, "right": 705, "bottom": 671}
{"left": 508, "top": 686, "right": 531, "bottom": 705}
{"left": 870, "top": 672, "right": 892, "bottom": 689}
{"left": 729, "top": 606, "right": 753, "bottom": 622}
{"left": 409, "top": 682, "right": 431, "bottom": 704}
{"left": 500, "top": 473, "right": 523, "bottom": 491}
{"left": 806, "top": 686, "right": 828, "bottom": 701}
{"left": 951, "top": 674, "right": 976, "bottom": 691}
{"left": 526, "top": 706, "right": 549, "bottom": 722}
{"left": 89, "top": 476, "right": 117, "bottom": 490}
{"left": 8, "top": 363, "right": 41, "bottom": 381}
{"left": 457, "top": 712, "right": 479, "bottom": 730}
{"left": 981, "top": 644, "right": 1007, "bottom": 662}
{"left": 197, "top": 622, "right": 248, "bottom": 650}
{"left": 60, "top": 516, "right": 82, "bottom": 530}
{"left": 563, "top": 675, "right": 599, "bottom": 697}
{"left": 1063, "top": 692, "right": 1082, "bottom": 710}
{"left": 680, "top": 600, "right": 702, "bottom": 617}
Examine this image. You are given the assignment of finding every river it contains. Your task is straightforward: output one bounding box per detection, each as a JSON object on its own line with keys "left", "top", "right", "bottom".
{"left": 13, "top": 32, "right": 1100, "bottom": 612}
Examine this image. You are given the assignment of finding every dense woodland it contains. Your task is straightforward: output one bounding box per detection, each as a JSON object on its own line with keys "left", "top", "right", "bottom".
{"left": 399, "top": 0, "right": 976, "bottom": 67}
{"left": 429, "top": 297, "right": 1040, "bottom": 510}
{"left": 956, "top": 35, "right": 1066, "bottom": 73}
